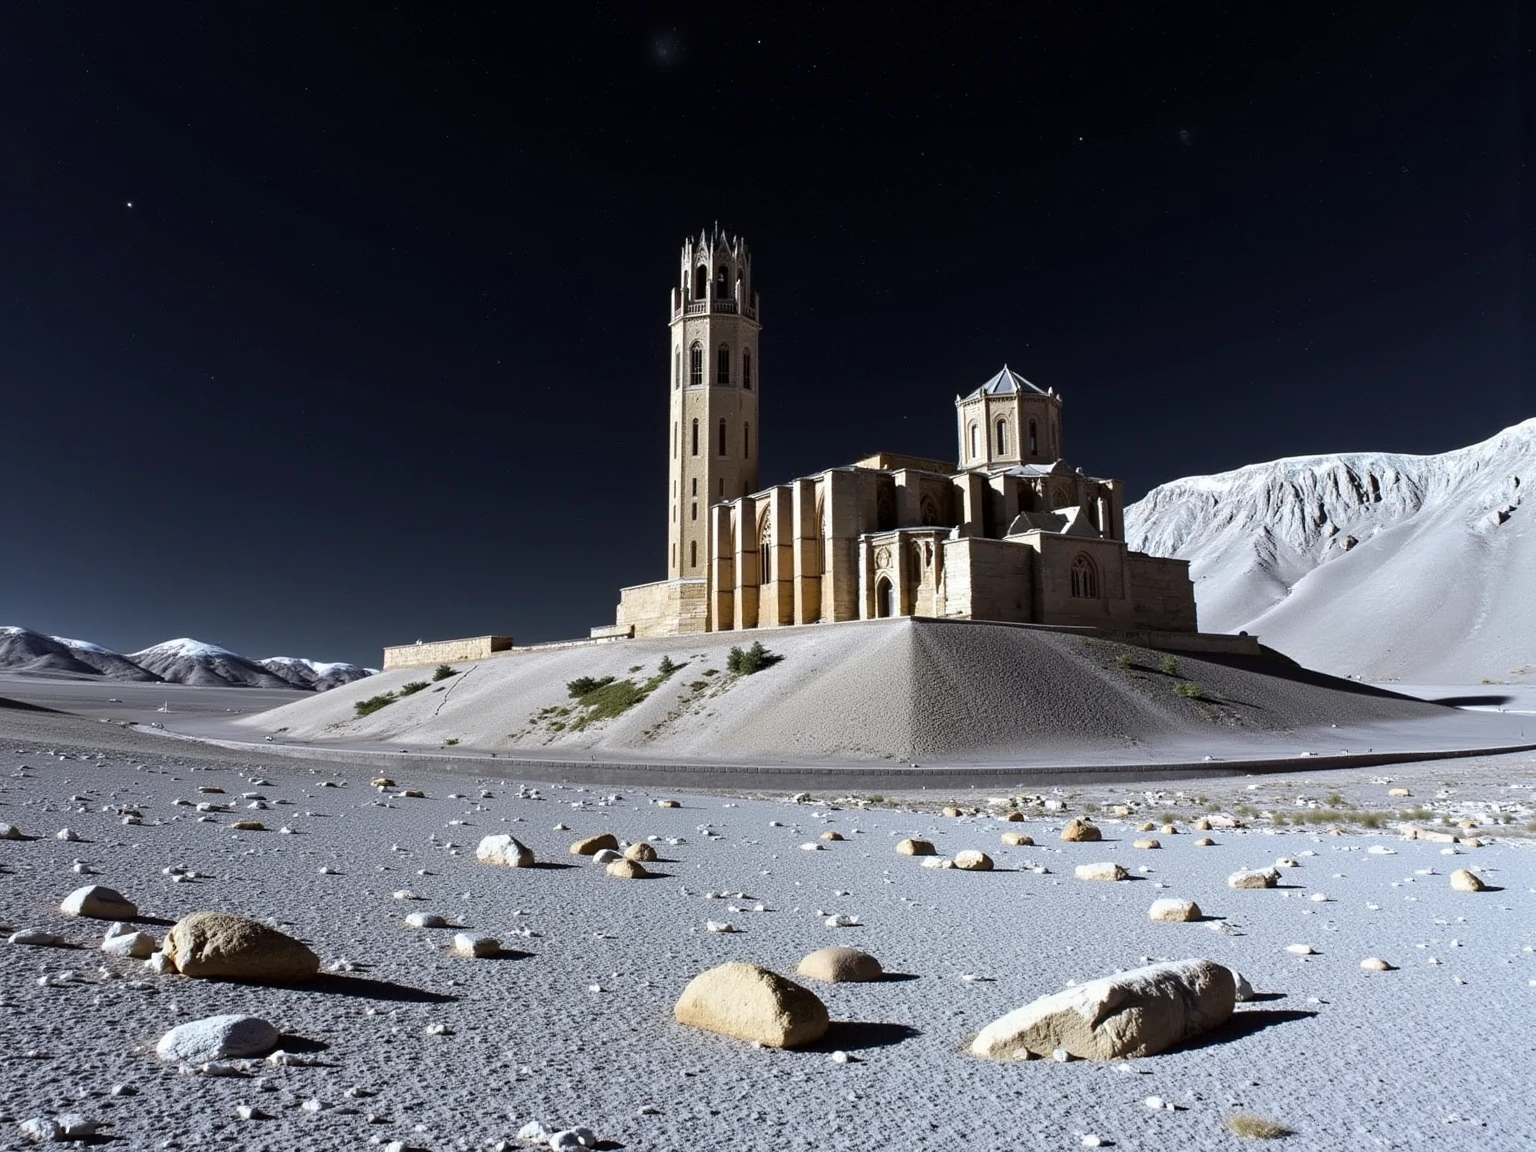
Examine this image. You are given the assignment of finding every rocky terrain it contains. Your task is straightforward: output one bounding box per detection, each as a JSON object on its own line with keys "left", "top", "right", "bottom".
{"left": 0, "top": 704, "right": 1531, "bottom": 1150}
{"left": 0, "top": 628, "right": 372, "bottom": 691}
{"left": 1125, "top": 418, "right": 1534, "bottom": 682}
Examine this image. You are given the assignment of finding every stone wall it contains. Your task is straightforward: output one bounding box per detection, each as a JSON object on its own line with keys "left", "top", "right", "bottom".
{"left": 617, "top": 578, "right": 709, "bottom": 638}
{"left": 382, "top": 635, "right": 512, "bottom": 670}
{"left": 1125, "top": 553, "right": 1198, "bottom": 633}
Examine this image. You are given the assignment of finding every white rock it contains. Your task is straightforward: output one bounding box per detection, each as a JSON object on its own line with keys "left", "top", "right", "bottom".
{"left": 1286, "top": 943, "right": 1316, "bottom": 955}
{"left": 55, "top": 829, "right": 80, "bottom": 842}
{"left": 9, "top": 929, "right": 64, "bottom": 946}
{"left": 0, "top": 823, "right": 23, "bottom": 839}
{"left": 1148, "top": 898, "right": 1201, "bottom": 923}
{"left": 101, "top": 931, "right": 157, "bottom": 959}
{"left": 18, "top": 1117, "right": 64, "bottom": 1142}
{"left": 824, "top": 914, "right": 860, "bottom": 928}
{"left": 156, "top": 1015, "right": 280, "bottom": 1063}
{"left": 591, "top": 848, "right": 623, "bottom": 865}
{"left": 549, "top": 1128, "right": 596, "bottom": 1150}
{"left": 1074, "top": 862, "right": 1128, "bottom": 882}
{"left": 60, "top": 885, "right": 138, "bottom": 920}
{"left": 404, "top": 912, "right": 447, "bottom": 929}
{"left": 452, "top": 932, "right": 500, "bottom": 958}
{"left": 1228, "top": 867, "right": 1280, "bottom": 889}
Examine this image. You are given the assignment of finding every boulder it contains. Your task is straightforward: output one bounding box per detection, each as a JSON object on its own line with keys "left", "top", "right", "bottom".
{"left": 452, "top": 932, "right": 500, "bottom": 958}
{"left": 895, "top": 838, "right": 936, "bottom": 856}
{"left": 1074, "top": 862, "right": 1127, "bottom": 882}
{"left": 1148, "top": 898, "right": 1201, "bottom": 923}
{"left": 942, "top": 806, "right": 963, "bottom": 818}
{"left": 1004, "top": 810, "right": 1025, "bottom": 823}
{"left": 570, "top": 834, "right": 620, "bottom": 856}
{"left": 591, "top": 848, "right": 624, "bottom": 865}
{"left": 819, "top": 831, "right": 844, "bottom": 841}
{"left": 797, "top": 946, "right": 884, "bottom": 983}
{"left": 102, "top": 931, "right": 158, "bottom": 959}
{"left": 605, "top": 858, "right": 650, "bottom": 879}
{"left": 1227, "top": 867, "right": 1279, "bottom": 890}
{"left": 1360, "top": 957, "right": 1394, "bottom": 971}
{"left": 59, "top": 885, "right": 137, "bottom": 920}
{"left": 1449, "top": 868, "right": 1486, "bottom": 892}
{"left": 405, "top": 912, "right": 447, "bottom": 928}
{"left": 1387, "top": 787, "right": 1411, "bottom": 798}
{"left": 969, "top": 958, "right": 1236, "bottom": 1061}
{"left": 1000, "top": 832, "right": 1034, "bottom": 847}
{"left": 0, "top": 823, "right": 22, "bottom": 840}
{"left": 1137, "top": 822, "right": 1157, "bottom": 832}
{"left": 674, "top": 962, "right": 829, "bottom": 1048}
{"left": 953, "top": 850, "right": 994, "bottom": 871}
{"left": 1060, "top": 819, "right": 1102, "bottom": 843}
{"left": 624, "top": 842, "right": 658, "bottom": 862}
{"left": 230, "top": 820, "right": 266, "bottom": 831}
{"left": 476, "top": 834, "right": 535, "bottom": 868}
{"left": 155, "top": 1014, "right": 280, "bottom": 1063}
{"left": 162, "top": 912, "right": 319, "bottom": 982}
{"left": 1132, "top": 839, "right": 1161, "bottom": 850}
{"left": 1194, "top": 838, "right": 1215, "bottom": 847}
{"left": 656, "top": 799, "right": 680, "bottom": 808}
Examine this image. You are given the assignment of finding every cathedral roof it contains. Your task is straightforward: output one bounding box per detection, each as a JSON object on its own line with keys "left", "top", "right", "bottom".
{"left": 960, "top": 365, "right": 1049, "bottom": 401}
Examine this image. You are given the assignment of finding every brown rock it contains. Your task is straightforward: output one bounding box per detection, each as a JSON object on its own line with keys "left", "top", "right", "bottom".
{"left": 624, "top": 841, "right": 658, "bottom": 862}
{"left": 1133, "top": 838, "right": 1161, "bottom": 850}
{"left": 605, "top": 858, "right": 650, "bottom": 879}
{"left": 1000, "top": 832, "right": 1034, "bottom": 847}
{"left": 674, "top": 962, "right": 829, "bottom": 1048}
{"left": 796, "top": 946, "right": 884, "bottom": 983}
{"left": 230, "top": 820, "right": 266, "bottom": 832}
{"left": 942, "top": 806, "right": 963, "bottom": 818}
{"left": 953, "top": 850, "right": 994, "bottom": 871}
{"left": 1060, "top": 818, "right": 1102, "bottom": 843}
{"left": 656, "top": 799, "right": 680, "bottom": 808}
{"left": 570, "top": 833, "right": 621, "bottom": 856}
{"left": 819, "top": 831, "right": 844, "bottom": 842}
{"left": 1194, "top": 837, "right": 1215, "bottom": 847}
{"left": 1449, "top": 868, "right": 1486, "bottom": 892}
{"left": 162, "top": 912, "right": 318, "bottom": 982}
{"left": 1004, "top": 810, "right": 1025, "bottom": 822}
{"left": 896, "top": 838, "right": 936, "bottom": 856}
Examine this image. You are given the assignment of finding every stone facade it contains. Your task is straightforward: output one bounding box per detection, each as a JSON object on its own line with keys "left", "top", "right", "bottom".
{"left": 383, "top": 635, "right": 512, "bottom": 670}
{"left": 610, "top": 228, "right": 1199, "bottom": 639}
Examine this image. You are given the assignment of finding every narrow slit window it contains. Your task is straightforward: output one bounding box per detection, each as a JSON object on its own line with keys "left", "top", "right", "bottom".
{"left": 691, "top": 418, "right": 699, "bottom": 456}
{"left": 689, "top": 343, "right": 702, "bottom": 386}
{"left": 743, "top": 351, "right": 752, "bottom": 390}
{"left": 717, "top": 345, "right": 731, "bottom": 385}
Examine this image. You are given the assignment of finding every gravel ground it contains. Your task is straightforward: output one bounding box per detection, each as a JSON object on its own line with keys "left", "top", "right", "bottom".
{"left": 1, "top": 706, "right": 1532, "bottom": 1152}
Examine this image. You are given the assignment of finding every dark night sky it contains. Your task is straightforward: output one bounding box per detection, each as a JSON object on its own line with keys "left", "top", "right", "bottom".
{"left": 1, "top": 3, "right": 1530, "bottom": 667}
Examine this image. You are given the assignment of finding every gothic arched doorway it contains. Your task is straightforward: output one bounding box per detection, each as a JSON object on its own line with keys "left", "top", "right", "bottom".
{"left": 876, "top": 577, "right": 894, "bottom": 619}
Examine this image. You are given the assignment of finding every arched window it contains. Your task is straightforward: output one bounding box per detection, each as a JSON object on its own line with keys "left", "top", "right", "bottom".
{"left": 744, "top": 422, "right": 750, "bottom": 459}
{"left": 1029, "top": 419, "right": 1038, "bottom": 456}
{"left": 718, "top": 418, "right": 727, "bottom": 457}
{"left": 690, "top": 540, "right": 697, "bottom": 568}
{"left": 691, "top": 418, "right": 699, "bottom": 456}
{"left": 969, "top": 422, "right": 979, "bottom": 460}
{"left": 689, "top": 343, "right": 703, "bottom": 386}
{"left": 717, "top": 345, "right": 731, "bottom": 385}
{"left": 1070, "top": 554, "right": 1099, "bottom": 599}
{"left": 715, "top": 265, "right": 729, "bottom": 299}
{"left": 875, "top": 577, "right": 894, "bottom": 618}
{"left": 759, "top": 515, "right": 772, "bottom": 585}
{"left": 743, "top": 351, "right": 752, "bottom": 391}
{"left": 694, "top": 265, "right": 707, "bottom": 300}
{"left": 996, "top": 420, "right": 1008, "bottom": 455}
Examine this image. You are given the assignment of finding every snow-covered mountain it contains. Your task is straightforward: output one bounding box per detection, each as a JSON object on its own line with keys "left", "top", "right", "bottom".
{"left": 1125, "top": 418, "right": 1534, "bottom": 682}
{"left": 259, "top": 656, "right": 374, "bottom": 691}
{"left": 0, "top": 628, "right": 373, "bottom": 691}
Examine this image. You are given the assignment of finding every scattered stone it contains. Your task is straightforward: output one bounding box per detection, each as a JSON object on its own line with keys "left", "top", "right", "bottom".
{"left": 1074, "top": 862, "right": 1127, "bottom": 882}
{"left": 1285, "top": 943, "right": 1316, "bottom": 955}
{"left": 452, "top": 932, "right": 500, "bottom": 958}
{"left": 606, "top": 858, "right": 650, "bottom": 879}
{"left": 1004, "top": 811, "right": 1025, "bottom": 822}
{"left": 401, "top": 789, "right": 425, "bottom": 798}
{"left": 1148, "top": 898, "right": 1201, "bottom": 923}
{"left": 1194, "top": 817, "right": 1211, "bottom": 831}
{"left": 1228, "top": 867, "right": 1280, "bottom": 890}
{"left": 476, "top": 834, "right": 535, "bottom": 868}
{"left": 896, "top": 838, "right": 936, "bottom": 856}
{"left": 1450, "top": 869, "right": 1486, "bottom": 893}
{"left": 624, "top": 841, "right": 658, "bottom": 862}
{"left": 102, "top": 931, "right": 157, "bottom": 959}
{"left": 0, "top": 823, "right": 23, "bottom": 839}
{"left": 1133, "top": 838, "right": 1161, "bottom": 850}
{"left": 1360, "top": 957, "right": 1394, "bottom": 971}
{"left": 1193, "top": 837, "right": 1215, "bottom": 847}
{"left": 230, "top": 820, "right": 266, "bottom": 831}
{"left": 570, "top": 833, "right": 620, "bottom": 856}
{"left": 953, "top": 849, "right": 994, "bottom": 871}
{"left": 942, "top": 806, "right": 963, "bottom": 818}
{"left": 144, "top": 952, "right": 175, "bottom": 974}
{"left": 156, "top": 1015, "right": 280, "bottom": 1063}
{"left": 55, "top": 828, "right": 80, "bottom": 842}
{"left": 591, "top": 848, "right": 624, "bottom": 864}
{"left": 162, "top": 912, "right": 319, "bottom": 982}
{"left": 656, "top": 800, "right": 680, "bottom": 808}
{"left": 1060, "top": 818, "right": 1102, "bottom": 843}
{"left": 824, "top": 913, "right": 860, "bottom": 927}
{"left": 1231, "top": 971, "right": 1256, "bottom": 1001}
{"left": 796, "top": 946, "right": 884, "bottom": 983}
{"left": 9, "top": 929, "right": 64, "bottom": 946}
{"left": 969, "top": 958, "right": 1235, "bottom": 1061}
{"left": 921, "top": 856, "right": 955, "bottom": 869}
{"left": 405, "top": 912, "right": 447, "bottom": 928}
{"left": 18, "top": 1118, "right": 63, "bottom": 1142}
{"left": 1137, "top": 822, "right": 1157, "bottom": 832}
{"left": 1000, "top": 832, "right": 1034, "bottom": 846}
{"left": 674, "top": 962, "right": 830, "bottom": 1048}
{"left": 1275, "top": 857, "right": 1301, "bottom": 869}
{"left": 1388, "top": 787, "right": 1411, "bottom": 797}
{"left": 820, "top": 830, "right": 844, "bottom": 841}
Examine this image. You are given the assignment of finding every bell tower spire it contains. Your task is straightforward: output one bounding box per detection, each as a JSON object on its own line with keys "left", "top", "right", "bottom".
{"left": 666, "top": 227, "right": 761, "bottom": 578}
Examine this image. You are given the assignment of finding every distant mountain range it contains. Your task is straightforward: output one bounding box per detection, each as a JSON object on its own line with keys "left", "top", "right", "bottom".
{"left": 1125, "top": 418, "right": 1533, "bottom": 682}
{"left": 0, "top": 628, "right": 375, "bottom": 690}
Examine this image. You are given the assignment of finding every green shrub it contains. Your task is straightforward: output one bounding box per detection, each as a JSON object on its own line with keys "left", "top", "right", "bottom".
{"left": 444, "top": 738, "right": 459, "bottom": 746}
{"left": 703, "top": 668, "right": 718, "bottom": 677}
{"left": 1160, "top": 655, "right": 1180, "bottom": 676}
{"left": 1174, "top": 681, "right": 1204, "bottom": 699}
{"left": 398, "top": 681, "right": 429, "bottom": 697}
{"left": 567, "top": 675, "right": 615, "bottom": 699}
{"left": 658, "top": 654, "right": 678, "bottom": 676}
{"left": 1114, "top": 653, "right": 1136, "bottom": 671}
{"left": 432, "top": 664, "right": 456, "bottom": 682}
{"left": 354, "top": 694, "right": 396, "bottom": 717}
{"left": 727, "top": 640, "right": 782, "bottom": 676}
{"left": 1226, "top": 1114, "right": 1291, "bottom": 1140}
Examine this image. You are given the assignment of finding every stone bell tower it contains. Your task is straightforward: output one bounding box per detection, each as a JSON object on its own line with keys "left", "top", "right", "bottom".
{"left": 667, "top": 226, "right": 761, "bottom": 578}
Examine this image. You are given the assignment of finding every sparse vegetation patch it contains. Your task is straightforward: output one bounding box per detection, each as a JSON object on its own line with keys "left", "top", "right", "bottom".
{"left": 1226, "top": 1113, "right": 1292, "bottom": 1140}
{"left": 398, "top": 681, "right": 429, "bottom": 697}
{"left": 354, "top": 694, "right": 396, "bottom": 717}
{"left": 727, "top": 640, "right": 782, "bottom": 676}
{"left": 432, "top": 664, "right": 457, "bottom": 682}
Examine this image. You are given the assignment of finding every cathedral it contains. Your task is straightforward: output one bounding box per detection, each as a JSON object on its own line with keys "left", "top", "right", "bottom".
{"left": 602, "top": 227, "right": 1198, "bottom": 640}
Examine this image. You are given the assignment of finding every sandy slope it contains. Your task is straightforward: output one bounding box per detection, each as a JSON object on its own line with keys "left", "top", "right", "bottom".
{"left": 0, "top": 707, "right": 1532, "bottom": 1152}
{"left": 225, "top": 619, "right": 1485, "bottom": 767}
{"left": 1125, "top": 419, "right": 1535, "bottom": 682}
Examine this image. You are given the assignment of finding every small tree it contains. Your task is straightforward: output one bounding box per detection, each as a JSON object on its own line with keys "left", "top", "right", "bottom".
{"left": 658, "top": 655, "right": 678, "bottom": 676}
{"left": 728, "top": 640, "right": 782, "bottom": 676}
{"left": 432, "top": 664, "right": 456, "bottom": 682}
{"left": 1160, "top": 655, "right": 1180, "bottom": 676}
